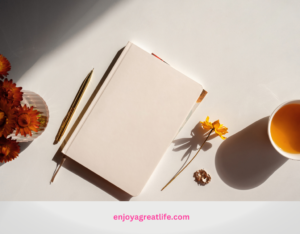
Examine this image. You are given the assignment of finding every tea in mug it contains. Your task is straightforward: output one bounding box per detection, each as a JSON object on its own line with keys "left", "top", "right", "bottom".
{"left": 270, "top": 103, "right": 300, "bottom": 154}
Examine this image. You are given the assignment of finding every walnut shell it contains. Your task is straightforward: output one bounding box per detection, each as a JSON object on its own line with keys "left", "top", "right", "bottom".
{"left": 194, "top": 169, "right": 211, "bottom": 185}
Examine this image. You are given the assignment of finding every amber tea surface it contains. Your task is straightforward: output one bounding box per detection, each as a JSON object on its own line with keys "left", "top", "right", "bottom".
{"left": 271, "top": 103, "right": 300, "bottom": 154}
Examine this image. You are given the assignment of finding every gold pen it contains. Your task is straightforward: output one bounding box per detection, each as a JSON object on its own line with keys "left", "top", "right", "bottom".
{"left": 54, "top": 69, "right": 94, "bottom": 144}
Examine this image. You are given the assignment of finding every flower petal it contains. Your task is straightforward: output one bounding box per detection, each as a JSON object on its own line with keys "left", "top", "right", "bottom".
{"left": 200, "top": 116, "right": 213, "bottom": 130}
{"left": 212, "top": 120, "right": 220, "bottom": 129}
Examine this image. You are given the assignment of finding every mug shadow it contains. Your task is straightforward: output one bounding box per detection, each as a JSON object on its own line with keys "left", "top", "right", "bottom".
{"left": 215, "top": 116, "right": 288, "bottom": 190}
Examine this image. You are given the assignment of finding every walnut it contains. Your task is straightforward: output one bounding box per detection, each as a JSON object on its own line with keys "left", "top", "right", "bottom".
{"left": 194, "top": 169, "right": 211, "bottom": 185}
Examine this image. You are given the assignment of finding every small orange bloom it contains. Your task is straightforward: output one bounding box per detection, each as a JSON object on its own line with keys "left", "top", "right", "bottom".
{"left": 0, "top": 79, "right": 23, "bottom": 106}
{"left": 212, "top": 120, "right": 228, "bottom": 140}
{"left": 15, "top": 105, "right": 40, "bottom": 137}
{"left": 200, "top": 116, "right": 228, "bottom": 140}
{"left": 200, "top": 116, "right": 213, "bottom": 130}
{"left": 0, "top": 99, "right": 17, "bottom": 137}
{"left": 0, "top": 137, "right": 20, "bottom": 163}
{"left": 0, "top": 55, "right": 11, "bottom": 79}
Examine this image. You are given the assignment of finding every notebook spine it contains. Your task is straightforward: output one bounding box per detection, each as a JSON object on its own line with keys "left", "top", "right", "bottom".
{"left": 62, "top": 42, "right": 133, "bottom": 154}
{"left": 151, "top": 53, "right": 169, "bottom": 65}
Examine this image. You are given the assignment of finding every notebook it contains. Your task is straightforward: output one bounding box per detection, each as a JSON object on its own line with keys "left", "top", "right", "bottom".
{"left": 62, "top": 42, "right": 206, "bottom": 196}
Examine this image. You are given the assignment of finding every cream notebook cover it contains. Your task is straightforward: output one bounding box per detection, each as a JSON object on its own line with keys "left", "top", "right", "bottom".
{"left": 62, "top": 42, "right": 204, "bottom": 196}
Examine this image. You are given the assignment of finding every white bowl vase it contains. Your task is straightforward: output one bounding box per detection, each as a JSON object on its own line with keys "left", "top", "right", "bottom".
{"left": 8, "top": 90, "right": 49, "bottom": 142}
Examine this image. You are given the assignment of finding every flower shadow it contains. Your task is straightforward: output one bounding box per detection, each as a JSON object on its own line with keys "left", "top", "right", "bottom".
{"left": 171, "top": 122, "right": 218, "bottom": 176}
{"left": 173, "top": 122, "right": 217, "bottom": 157}
{"left": 215, "top": 116, "right": 288, "bottom": 190}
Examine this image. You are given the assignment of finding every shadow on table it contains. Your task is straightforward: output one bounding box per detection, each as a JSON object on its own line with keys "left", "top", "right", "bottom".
{"left": 168, "top": 122, "right": 217, "bottom": 181}
{"left": 215, "top": 117, "right": 288, "bottom": 190}
{"left": 52, "top": 149, "right": 132, "bottom": 201}
{"left": 52, "top": 47, "right": 132, "bottom": 201}
{"left": 173, "top": 122, "right": 217, "bottom": 160}
{"left": 0, "top": 0, "right": 119, "bottom": 83}
{"left": 19, "top": 142, "right": 33, "bottom": 153}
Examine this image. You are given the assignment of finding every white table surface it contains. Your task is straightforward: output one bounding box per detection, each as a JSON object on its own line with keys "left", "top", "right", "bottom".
{"left": 1, "top": 0, "right": 300, "bottom": 201}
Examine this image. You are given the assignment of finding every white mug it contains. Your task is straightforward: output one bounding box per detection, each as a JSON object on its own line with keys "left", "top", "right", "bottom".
{"left": 268, "top": 100, "right": 300, "bottom": 160}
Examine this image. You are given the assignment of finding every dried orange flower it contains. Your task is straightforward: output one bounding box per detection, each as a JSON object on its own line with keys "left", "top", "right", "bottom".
{"left": 200, "top": 116, "right": 213, "bottom": 130}
{"left": 0, "top": 79, "right": 23, "bottom": 106}
{"left": 0, "top": 137, "right": 20, "bottom": 163}
{"left": 200, "top": 116, "right": 228, "bottom": 139}
{"left": 0, "top": 99, "right": 17, "bottom": 137}
{"left": 15, "top": 105, "right": 40, "bottom": 136}
{"left": 0, "top": 55, "right": 11, "bottom": 79}
{"left": 194, "top": 169, "right": 211, "bottom": 185}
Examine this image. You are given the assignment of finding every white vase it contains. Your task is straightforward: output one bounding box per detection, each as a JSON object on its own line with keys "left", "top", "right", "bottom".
{"left": 8, "top": 90, "right": 49, "bottom": 142}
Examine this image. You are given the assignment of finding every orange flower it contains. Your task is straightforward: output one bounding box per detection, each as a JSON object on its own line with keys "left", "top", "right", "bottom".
{"left": 0, "top": 99, "right": 17, "bottom": 137}
{"left": 0, "top": 137, "right": 20, "bottom": 163}
{"left": 0, "top": 55, "right": 11, "bottom": 79}
{"left": 0, "top": 79, "right": 23, "bottom": 106}
{"left": 200, "top": 116, "right": 213, "bottom": 130}
{"left": 200, "top": 116, "right": 228, "bottom": 140}
{"left": 212, "top": 120, "right": 228, "bottom": 140}
{"left": 15, "top": 105, "right": 40, "bottom": 137}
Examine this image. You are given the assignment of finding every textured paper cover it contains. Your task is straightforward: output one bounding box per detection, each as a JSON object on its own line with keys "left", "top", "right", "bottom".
{"left": 63, "top": 42, "right": 203, "bottom": 196}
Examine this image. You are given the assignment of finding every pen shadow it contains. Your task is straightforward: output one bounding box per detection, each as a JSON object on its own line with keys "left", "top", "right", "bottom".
{"left": 215, "top": 117, "right": 288, "bottom": 190}
{"left": 52, "top": 47, "right": 132, "bottom": 201}
{"left": 169, "top": 122, "right": 217, "bottom": 179}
